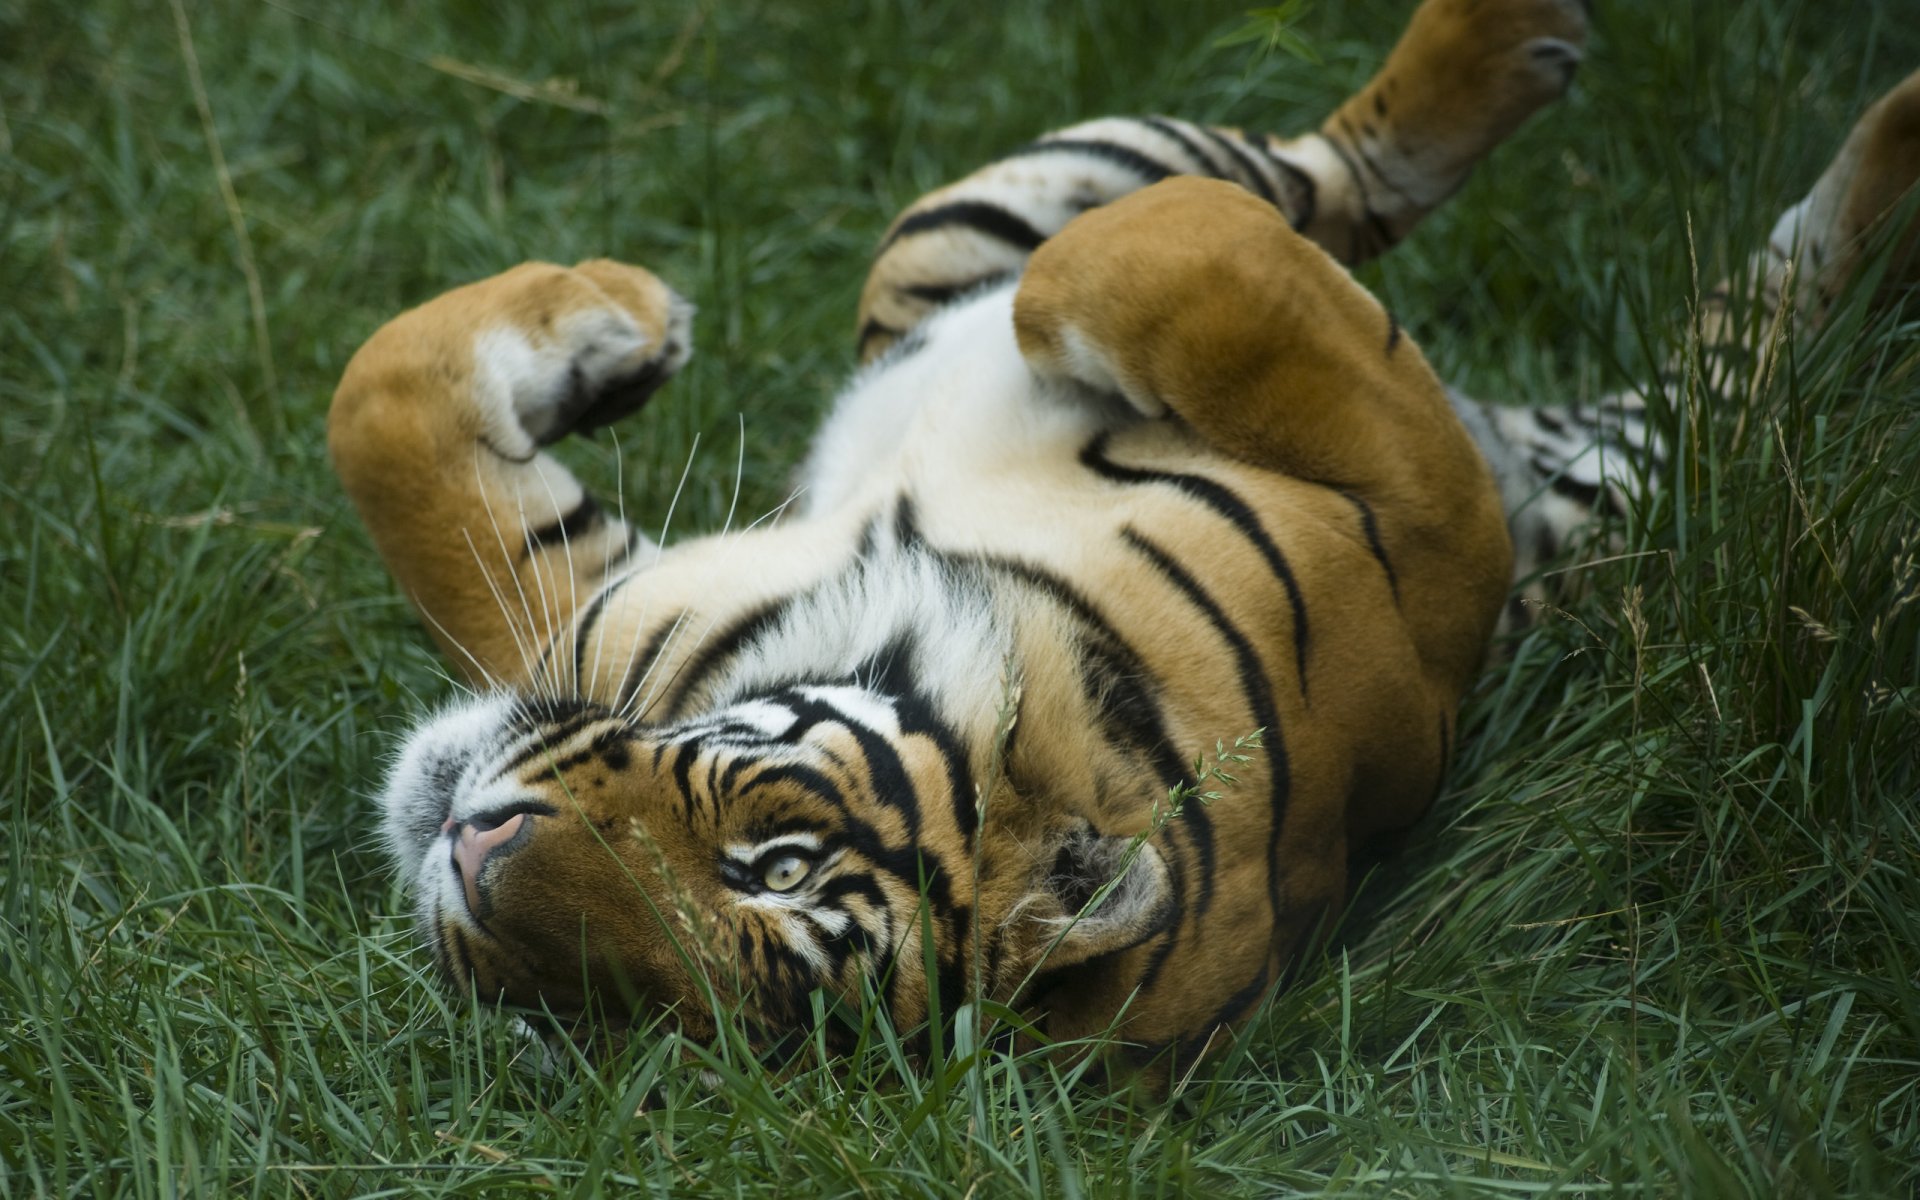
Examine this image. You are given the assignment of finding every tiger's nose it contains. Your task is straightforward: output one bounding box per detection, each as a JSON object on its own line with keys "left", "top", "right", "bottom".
{"left": 447, "top": 813, "right": 528, "bottom": 916}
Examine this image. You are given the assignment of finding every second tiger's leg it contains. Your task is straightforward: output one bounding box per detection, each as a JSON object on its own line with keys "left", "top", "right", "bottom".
{"left": 1460, "top": 68, "right": 1920, "bottom": 622}
{"left": 855, "top": 0, "right": 1589, "bottom": 361}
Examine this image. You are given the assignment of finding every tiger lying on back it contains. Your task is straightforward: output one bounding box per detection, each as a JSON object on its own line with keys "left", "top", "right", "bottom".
{"left": 331, "top": 0, "right": 1920, "bottom": 1072}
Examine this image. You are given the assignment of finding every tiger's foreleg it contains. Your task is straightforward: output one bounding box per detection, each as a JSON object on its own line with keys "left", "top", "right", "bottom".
{"left": 855, "top": 0, "right": 1588, "bottom": 361}
{"left": 329, "top": 260, "right": 691, "bottom": 688}
{"left": 1014, "top": 176, "right": 1513, "bottom": 691}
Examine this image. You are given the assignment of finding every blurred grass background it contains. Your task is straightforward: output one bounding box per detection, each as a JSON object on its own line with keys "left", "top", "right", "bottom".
{"left": 3, "top": 0, "right": 1918, "bottom": 1194}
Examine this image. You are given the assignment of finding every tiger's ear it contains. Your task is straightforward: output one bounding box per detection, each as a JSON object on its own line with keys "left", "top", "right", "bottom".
{"left": 1037, "top": 826, "right": 1174, "bottom": 971}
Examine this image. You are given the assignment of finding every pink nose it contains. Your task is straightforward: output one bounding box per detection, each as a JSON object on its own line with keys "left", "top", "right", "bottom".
{"left": 450, "top": 813, "right": 527, "bottom": 916}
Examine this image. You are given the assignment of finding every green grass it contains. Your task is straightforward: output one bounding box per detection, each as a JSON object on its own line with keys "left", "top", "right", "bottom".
{"left": 4, "top": 0, "right": 1918, "bottom": 1194}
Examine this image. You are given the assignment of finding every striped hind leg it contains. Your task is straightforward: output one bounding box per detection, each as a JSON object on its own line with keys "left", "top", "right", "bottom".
{"left": 856, "top": 0, "right": 1588, "bottom": 362}
{"left": 1459, "top": 70, "right": 1920, "bottom": 624}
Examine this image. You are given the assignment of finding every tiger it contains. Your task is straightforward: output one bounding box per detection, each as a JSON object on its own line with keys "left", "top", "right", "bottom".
{"left": 330, "top": 0, "right": 1920, "bottom": 1074}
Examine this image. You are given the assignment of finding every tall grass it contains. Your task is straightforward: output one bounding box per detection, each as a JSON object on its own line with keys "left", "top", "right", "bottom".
{"left": 2, "top": 0, "right": 1916, "bottom": 1194}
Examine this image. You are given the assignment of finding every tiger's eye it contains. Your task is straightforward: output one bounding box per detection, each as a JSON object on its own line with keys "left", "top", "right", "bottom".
{"left": 762, "top": 854, "right": 811, "bottom": 892}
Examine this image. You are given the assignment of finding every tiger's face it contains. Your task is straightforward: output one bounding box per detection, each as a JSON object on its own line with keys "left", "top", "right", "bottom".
{"left": 379, "top": 689, "right": 1171, "bottom": 1040}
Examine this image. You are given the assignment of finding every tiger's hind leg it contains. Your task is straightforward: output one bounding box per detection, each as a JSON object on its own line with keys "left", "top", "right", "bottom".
{"left": 1457, "top": 70, "right": 1920, "bottom": 626}
{"left": 1288, "top": 0, "right": 1589, "bottom": 264}
{"left": 856, "top": 0, "right": 1588, "bottom": 362}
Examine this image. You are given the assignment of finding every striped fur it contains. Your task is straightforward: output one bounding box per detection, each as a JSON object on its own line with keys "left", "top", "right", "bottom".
{"left": 331, "top": 2, "right": 1920, "bottom": 1077}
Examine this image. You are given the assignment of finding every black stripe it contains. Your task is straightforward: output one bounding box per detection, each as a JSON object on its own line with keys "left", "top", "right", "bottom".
{"left": 1197, "top": 126, "right": 1279, "bottom": 209}
{"left": 1081, "top": 435, "right": 1311, "bottom": 699}
{"left": 718, "top": 746, "right": 764, "bottom": 795}
{"left": 1331, "top": 116, "right": 1422, "bottom": 209}
{"left": 1312, "top": 128, "right": 1402, "bottom": 263}
{"left": 1362, "top": 209, "right": 1396, "bottom": 262}
{"left": 879, "top": 200, "right": 1046, "bottom": 254}
{"left": 1140, "top": 116, "right": 1230, "bottom": 179}
{"left": 1073, "top": 636, "right": 1188, "bottom": 796}
{"left": 743, "top": 764, "right": 855, "bottom": 826}
{"left": 1072, "top": 633, "right": 1207, "bottom": 921}
{"left": 1011, "top": 137, "right": 1176, "bottom": 184}
{"left": 522, "top": 493, "right": 603, "bottom": 560}
{"left": 927, "top": 544, "right": 1202, "bottom": 890}
{"left": 1119, "top": 526, "right": 1291, "bottom": 972}
{"left": 737, "top": 691, "right": 927, "bottom": 837}
{"left": 1336, "top": 488, "right": 1400, "bottom": 604}
{"left": 1531, "top": 455, "right": 1622, "bottom": 517}
{"left": 891, "top": 494, "right": 922, "bottom": 548}
{"left": 931, "top": 546, "right": 1191, "bottom": 724}
{"left": 496, "top": 712, "right": 604, "bottom": 778}
{"left": 567, "top": 574, "right": 623, "bottom": 684}
{"left": 666, "top": 598, "right": 794, "bottom": 718}
{"left": 900, "top": 271, "right": 1013, "bottom": 309}
{"left": 1545, "top": 472, "right": 1614, "bottom": 515}
{"left": 1313, "top": 129, "right": 1371, "bottom": 212}
{"left": 670, "top": 738, "right": 707, "bottom": 818}
{"left": 1255, "top": 134, "right": 1317, "bottom": 231}
{"left": 853, "top": 633, "right": 980, "bottom": 841}
{"left": 857, "top": 317, "right": 900, "bottom": 357}
{"left": 1384, "top": 311, "right": 1401, "bottom": 356}
{"left": 616, "top": 610, "right": 691, "bottom": 710}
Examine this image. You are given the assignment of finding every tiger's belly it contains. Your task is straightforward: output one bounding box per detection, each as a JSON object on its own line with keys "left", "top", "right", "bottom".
{"left": 570, "top": 278, "right": 1441, "bottom": 835}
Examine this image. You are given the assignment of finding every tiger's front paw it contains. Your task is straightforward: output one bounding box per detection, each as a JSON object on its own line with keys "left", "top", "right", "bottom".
{"left": 342, "top": 258, "right": 693, "bottom": 463}
{"left": 470, "top": 259, "right": 694, "bottom": 453}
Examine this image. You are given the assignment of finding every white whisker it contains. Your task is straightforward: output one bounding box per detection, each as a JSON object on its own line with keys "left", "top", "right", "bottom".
{"left": 413, "top": 593, "right": 501, "bottom": 695}
{"left": 529, "top": 463, "right": 584, "bottom": 698}
{"left": 597, "top": 433, "right": 703, "bottom": 720}
{"left": 618, "top": 608, "right": 695, "bottom": 722}
{"left": 471, "top": 450, "right": 548, "bottom": 697}
{"left": 720, "top": 414, "right": 745, "bottom": 536}
{"left": 587, "top": 429, "right": 633, "bottom": 704}
{"left": 460, "top": 526, "right": 539, "bottom": 688}
{"left": 512, "top": 488, "right": 563, "bottom": 699}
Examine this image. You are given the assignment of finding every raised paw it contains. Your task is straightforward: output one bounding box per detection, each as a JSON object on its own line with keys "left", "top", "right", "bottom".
{"left": 470, "top": 259, "right": 693, "bottom": 452}
{"left": 341, "top": 258, "right": 692, "bottom": 463}
{"left": 1319, "top": 0, "right": 1588, "bottom": 230}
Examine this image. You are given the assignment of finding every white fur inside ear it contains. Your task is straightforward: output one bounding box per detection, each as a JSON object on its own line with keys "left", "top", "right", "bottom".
{"left": 1038, "top": 835, "right": 1174, "bottom": 970}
